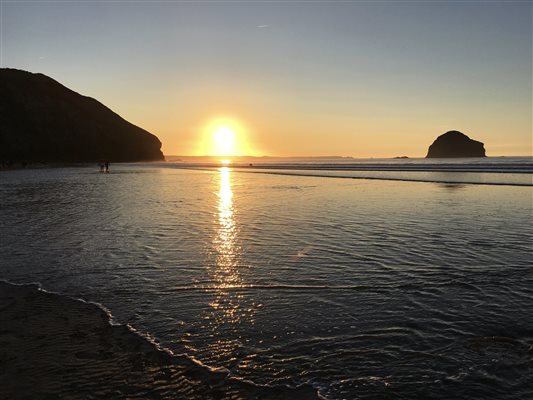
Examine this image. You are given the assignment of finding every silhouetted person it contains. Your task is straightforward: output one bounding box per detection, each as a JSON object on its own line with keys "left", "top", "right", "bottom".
{"left": 99, "top": 160, "right": 105, "bottom": 172}
{"left": 105, "top": 160, "right": 110, "bottom": 173}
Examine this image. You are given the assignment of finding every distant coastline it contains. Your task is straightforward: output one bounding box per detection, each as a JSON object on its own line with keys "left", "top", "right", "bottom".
{"left": 163, "top": 155, "right": 533, "bottom": 164}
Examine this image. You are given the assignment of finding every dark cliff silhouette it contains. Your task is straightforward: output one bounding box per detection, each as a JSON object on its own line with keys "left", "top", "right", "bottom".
{"left": 426, "top": 131, "right": 486, "bottom": 158}
{"left": 0, "top": 68, "right": 164, "bottom": 163}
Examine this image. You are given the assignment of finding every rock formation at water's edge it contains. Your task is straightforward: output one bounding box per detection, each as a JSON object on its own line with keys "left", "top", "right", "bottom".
{"left": 0, "top": 68, "right": 164, "bottom": 163}
{"left": 426, "top": 131, "right": 486, "bottom": 158}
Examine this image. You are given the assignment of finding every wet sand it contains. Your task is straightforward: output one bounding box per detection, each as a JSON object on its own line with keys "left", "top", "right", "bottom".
{"left": 0, "top": 281, "right": 319, "bottom": 399}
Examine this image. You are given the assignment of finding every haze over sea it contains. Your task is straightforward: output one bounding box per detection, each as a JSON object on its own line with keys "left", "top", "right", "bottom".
{"left": 1, "top": 158, "right": 532, "bottom": 399}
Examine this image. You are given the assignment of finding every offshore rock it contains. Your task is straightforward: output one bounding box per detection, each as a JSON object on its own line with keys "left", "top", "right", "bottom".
{"left": 0, "top": 68, "right": 164, "bottom": 162}
{"left": 426, "top": 131, "right": 486, "bottom": 158}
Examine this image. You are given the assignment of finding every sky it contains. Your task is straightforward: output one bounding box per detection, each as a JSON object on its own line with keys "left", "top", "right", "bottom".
{"left": 1, "top": 0, "right": 531, "bottom": 157}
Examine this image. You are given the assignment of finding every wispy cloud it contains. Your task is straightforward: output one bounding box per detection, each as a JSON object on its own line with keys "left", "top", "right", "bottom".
{"left": 256, "top": 25, "right": 271, "bottom": 29}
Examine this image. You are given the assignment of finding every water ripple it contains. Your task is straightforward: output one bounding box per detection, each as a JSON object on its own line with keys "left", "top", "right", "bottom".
{"left": 0, "top": 165, "right": 531, "bottom": 399}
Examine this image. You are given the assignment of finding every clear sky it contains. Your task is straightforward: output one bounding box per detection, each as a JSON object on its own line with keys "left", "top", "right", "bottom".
{"left": 1, "top": 1, "right": 531, "bottom": 157}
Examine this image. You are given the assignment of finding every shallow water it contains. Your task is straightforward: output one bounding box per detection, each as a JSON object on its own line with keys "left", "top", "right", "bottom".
{"left": 1, "top": 164, "right": 532, "bottom": 399}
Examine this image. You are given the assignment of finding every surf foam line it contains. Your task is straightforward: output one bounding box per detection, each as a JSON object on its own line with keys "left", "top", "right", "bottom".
{"left": 245, "top": 169, "right": 533, "bottom": 186}
{"left": 0, "top": 278, "right": 326, "bottom": 400}
{"left": 172, "top": 166, "right": 532, "bottom": 187}
{"left": 164, "top": 162, "right": 533, "bottom": 174}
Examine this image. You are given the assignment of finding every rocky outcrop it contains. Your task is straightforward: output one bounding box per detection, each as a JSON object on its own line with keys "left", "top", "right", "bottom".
{"left": 0, "top": 68, "right": 164, "bottom": 162}
{"left": 426, "top": 131, "right": 486, "bottom": 158}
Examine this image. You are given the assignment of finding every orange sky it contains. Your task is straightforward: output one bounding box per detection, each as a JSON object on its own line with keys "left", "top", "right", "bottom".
{"left": 4, "top": 2, "right": 531, "bottom": 157}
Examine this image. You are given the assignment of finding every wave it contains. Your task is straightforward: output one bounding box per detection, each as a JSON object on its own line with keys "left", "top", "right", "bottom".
{"left": 167, "top": 166, "right": 532, "bottom": 186}
{"left": 0, "top": 279, "right": 324, "bottom": 400}
{"left": 150, "top": 159, "right": 533, "bottom": 186}
{"left": 238, "top": 169, "right": 533, "bottom": 186}
{"left": 238, "top": 163, "right": 533, "bottom": 173}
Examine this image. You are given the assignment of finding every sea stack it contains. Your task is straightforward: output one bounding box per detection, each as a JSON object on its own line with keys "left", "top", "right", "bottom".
{"left": 0, "top": 68, "right": 165, "bottom": 163}
{"left": 426, "top": 131, "right": 486, "bottom": 158}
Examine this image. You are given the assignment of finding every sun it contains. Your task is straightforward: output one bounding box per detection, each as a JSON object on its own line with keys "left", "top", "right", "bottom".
{"left": 213, "top": 126, "right": 235, "bottom": 156}
{"left": 198, "top": 117, "right": 255, "bottom": 157}
{"left": 197, "top": 116, "right": 256, "bottom": 156}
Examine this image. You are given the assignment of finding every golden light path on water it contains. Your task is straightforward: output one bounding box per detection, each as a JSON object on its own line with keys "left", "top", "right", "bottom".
{"left": 209, "top": 167, "right": 252, "bottom": 326}
{"left": 215, "top": 167, "right": 239, "bottom": 291}
{"left": 204, "top": 167, "right": 260, "bottom": 364}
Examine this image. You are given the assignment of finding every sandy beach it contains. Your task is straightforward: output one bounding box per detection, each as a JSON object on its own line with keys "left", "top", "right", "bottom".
{"left": 0, "top": 281, "right": 319, "bottom": 399}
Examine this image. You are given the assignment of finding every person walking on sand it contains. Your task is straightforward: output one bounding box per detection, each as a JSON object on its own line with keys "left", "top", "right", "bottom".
{"left": 105, "top": 160, "right": 110, "bottom": 173}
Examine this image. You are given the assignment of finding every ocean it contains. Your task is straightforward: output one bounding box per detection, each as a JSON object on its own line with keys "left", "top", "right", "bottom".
{"left": 1, "top": 157, "right": 532, "bottom": 399}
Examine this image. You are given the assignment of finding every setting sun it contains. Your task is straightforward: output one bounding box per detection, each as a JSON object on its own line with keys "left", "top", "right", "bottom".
{"left": 198, "top": 117, "right": 255, "bottom": 157}
{"left": 213, "top": 126, "right": 235, "bottom": 156}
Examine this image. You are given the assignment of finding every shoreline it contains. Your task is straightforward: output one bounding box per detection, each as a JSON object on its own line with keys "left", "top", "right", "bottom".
{"left": 2, "top": 162, "right": 531, "bottom": 187}
{"left": 0, "top": 280, "right": 321, "bottom": 399}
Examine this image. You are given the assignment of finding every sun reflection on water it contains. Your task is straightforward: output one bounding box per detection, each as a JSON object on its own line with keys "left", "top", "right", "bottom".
{"left": 202, "top": 168, "right": 260, "bottom": 364}
{"left": 210, "top": 167, "right": 246, "bottom": 322}
{"left": 215, "top": 167, "right": 238, "bottom": 283}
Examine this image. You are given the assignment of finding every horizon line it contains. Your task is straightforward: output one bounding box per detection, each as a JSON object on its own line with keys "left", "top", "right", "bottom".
{"left": 162, "top": 154, "right": 533, "bottom": 159}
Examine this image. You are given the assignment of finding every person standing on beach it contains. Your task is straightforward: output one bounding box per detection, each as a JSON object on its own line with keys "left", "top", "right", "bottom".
{"left": 99, "top": 160, "right": 105, "bottom": 172}
{"left": 105, "top": 160, "right": 110, "bottom": 173}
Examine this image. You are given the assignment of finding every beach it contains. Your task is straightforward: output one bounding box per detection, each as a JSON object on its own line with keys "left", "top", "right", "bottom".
{"left": 2, "top": 0, "right": 532, "bottom": 397}
{"left": 0, "top": 281, "right": 319, "bottom": 399}
{"left": 1, "top": 162, "right": 532, "bottom": 399}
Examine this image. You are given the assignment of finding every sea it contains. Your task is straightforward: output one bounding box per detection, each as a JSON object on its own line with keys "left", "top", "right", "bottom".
{"left": 1, "top": 157, "right": 532, "bottom": 399}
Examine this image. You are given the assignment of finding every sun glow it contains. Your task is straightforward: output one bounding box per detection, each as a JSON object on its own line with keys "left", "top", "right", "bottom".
{"left": 198, "top": 117, "right": 254, "bottom": 156}
{"left": 214, "top": 126, "right": 235, "bottom": 156}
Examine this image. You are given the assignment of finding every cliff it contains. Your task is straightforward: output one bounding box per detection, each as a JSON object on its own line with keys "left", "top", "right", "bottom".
{"left": 0, "top": 69, "right": 164, "bottom": 163}
{"left": 426, "top": 131, "right": 486, "bottom": 158}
